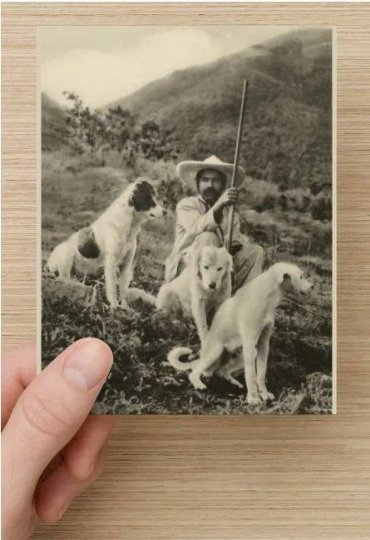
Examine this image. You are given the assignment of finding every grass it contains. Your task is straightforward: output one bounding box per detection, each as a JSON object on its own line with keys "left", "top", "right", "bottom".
{"left": 42, "top": 151, "right": 333, "bottom": 414}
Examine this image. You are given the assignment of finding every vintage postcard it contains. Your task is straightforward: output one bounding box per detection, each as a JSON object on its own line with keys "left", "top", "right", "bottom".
{"left": 39, "top": 26, "right": 335, "bottom": 414}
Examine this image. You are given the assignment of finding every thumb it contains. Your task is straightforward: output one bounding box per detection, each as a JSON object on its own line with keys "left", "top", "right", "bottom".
{"left": 2, "top": 338, "right": 112, "bottom": 494}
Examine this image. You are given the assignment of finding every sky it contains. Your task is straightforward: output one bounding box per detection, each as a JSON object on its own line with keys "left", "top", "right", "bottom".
{"left": 39, "top": 26, "right": 299, "bottom": 108}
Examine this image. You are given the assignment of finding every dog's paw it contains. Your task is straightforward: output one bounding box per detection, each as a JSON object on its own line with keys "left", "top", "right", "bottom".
{"left": 247, "top": 393, "right": 262, "bottom": 406}
{"left": 189, "top": 373, "right": 206, "bottom": 390}
{"left": 259, "top": 390, "right": 275, "bottom": 401}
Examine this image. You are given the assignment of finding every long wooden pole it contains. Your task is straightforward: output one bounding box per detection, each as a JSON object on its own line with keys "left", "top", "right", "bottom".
{"left": 225, "top": 79, "right": 249, "bottom": 253}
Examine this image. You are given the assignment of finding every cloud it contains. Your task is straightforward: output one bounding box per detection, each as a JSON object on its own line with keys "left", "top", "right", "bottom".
{"left": 41, "top": 28, "right": 222, "bottom": 108}
{"left": 40, "top": 26, "right": 301, "bottom": 108}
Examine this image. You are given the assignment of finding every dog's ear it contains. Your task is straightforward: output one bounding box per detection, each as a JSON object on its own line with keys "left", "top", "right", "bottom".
{"left": 279, "top": 272, "right": 291, "bottom": 285}
{"left": 140, "top": 180, "right": 155, "bottom": 196}
{"left": 220, "top": 247, "right": 233, "bottom": 273}
{"left": 189, "top": 248, "right": 204, "bottom": 282}
{"left": 191, "top": 247, "right": 202, "bottom": 269}
{"left": 129, "top": 180, "right": 156, "bottom": 211}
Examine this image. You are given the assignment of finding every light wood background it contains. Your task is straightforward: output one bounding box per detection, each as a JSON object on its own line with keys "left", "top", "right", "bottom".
{"left": 3, "top": 3, "right": 370, "bottom": 539}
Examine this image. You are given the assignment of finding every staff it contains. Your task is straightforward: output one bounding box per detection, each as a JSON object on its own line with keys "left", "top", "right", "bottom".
{"left": 225, "top": 79, "right": 249, "bottom": 253}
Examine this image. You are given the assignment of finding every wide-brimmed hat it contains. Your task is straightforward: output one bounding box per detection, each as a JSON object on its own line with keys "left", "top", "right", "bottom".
{"left": 177, "top": 155, "right": 246, "bottom": 187}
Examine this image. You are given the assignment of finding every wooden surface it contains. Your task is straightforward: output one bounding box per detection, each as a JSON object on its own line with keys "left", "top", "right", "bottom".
{"left": 2, "top": 3, "right": 370, "bottom": 539}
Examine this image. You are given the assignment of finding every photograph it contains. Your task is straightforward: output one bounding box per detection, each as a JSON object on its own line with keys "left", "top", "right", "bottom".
{"left": 40, "top": 25, "right": 334, "bottom": 414}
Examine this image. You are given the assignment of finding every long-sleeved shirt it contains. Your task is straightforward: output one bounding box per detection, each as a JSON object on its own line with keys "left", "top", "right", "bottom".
{"left": 164, "top": 195, "right": 249, "bottom": 282}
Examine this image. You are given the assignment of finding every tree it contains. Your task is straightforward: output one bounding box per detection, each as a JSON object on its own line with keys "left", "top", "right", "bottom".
{"left": 63, "top": 92, "right": 178, "bottom": 167}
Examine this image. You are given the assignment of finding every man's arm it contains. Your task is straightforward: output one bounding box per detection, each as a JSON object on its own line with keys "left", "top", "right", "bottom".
{"left": 213, "top": 188, "right": 239, "bottom": 224}
{"left": 177, "top": 189, "right": 239, "bottom": 236}
{"left": 176, "top": 200, "right": 219, "bottom": 237}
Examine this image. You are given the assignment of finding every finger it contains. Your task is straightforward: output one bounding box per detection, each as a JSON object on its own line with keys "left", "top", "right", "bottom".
{"left": 2, "top": 338, "right": 112, "bottom": 497}
{"left": 38, "top": 453, "right": 64, "bottom": 485}
{"left": 35, "top": 448, "right": 106, "bottom": 524}
{"left": 63, "top": 415, "right": 116, "bottom": 480}
{"left": 2, "top": 342, "right": 37, "bottom": 429}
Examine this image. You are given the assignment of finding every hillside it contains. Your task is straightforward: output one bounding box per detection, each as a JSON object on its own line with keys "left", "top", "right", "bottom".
{"left": 106, "top": 27, "right": 332, "bottom": 190}
{"left": 42, "top": 27, "right": 333, "bottom": 190}
{"left": 42, "top": 157, "right": 333, "bottom": 414}
{"left": 109, "top": 28, "right": 332, "bottom": 117}
{"left": 41, "top": 93, "right": 69, "bottom": 151}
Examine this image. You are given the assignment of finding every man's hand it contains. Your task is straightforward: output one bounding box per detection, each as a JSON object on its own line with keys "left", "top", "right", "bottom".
{"left": 213, "top": 188, "right": 239, "bottom": 223}
{"left": 213, "top": 188, "right": 239, "bottom": 211}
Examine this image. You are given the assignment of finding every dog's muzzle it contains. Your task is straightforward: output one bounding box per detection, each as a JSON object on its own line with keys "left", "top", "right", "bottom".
{"left": 149, "top": 205, "right": 166, "bottom": 219}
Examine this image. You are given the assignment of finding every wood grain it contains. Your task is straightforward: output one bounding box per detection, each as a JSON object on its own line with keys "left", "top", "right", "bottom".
{"left": 2, "top": 3, "right": 370, "bottom": 539}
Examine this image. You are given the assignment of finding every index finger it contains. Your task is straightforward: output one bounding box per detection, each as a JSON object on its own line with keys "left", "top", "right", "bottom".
{"left": 2, "top": 343, "right": 37, "bottom": 429}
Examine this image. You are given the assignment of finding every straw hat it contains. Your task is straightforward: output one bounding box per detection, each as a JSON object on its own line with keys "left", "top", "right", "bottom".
{"left": 176, "top": 155, "right": 245, "bottom": 187}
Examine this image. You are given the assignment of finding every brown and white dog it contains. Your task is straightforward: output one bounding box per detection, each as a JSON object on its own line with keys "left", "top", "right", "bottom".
{"left": 45, "top": 179, "right": 166, "bottom": 308}
{"left": 157, "top": 245, "right": 233, "bottom": 345}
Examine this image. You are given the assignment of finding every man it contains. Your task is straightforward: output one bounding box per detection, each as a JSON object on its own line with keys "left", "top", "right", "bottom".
{"left": 165, "top": 155, "right": 264, "bottom": 292}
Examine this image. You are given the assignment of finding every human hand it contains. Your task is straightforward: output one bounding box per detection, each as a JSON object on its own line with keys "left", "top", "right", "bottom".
{"left": 213, "top": 187, "right": 239, "bottom": 211}
{"left": 2, "top": 338, "right": 115, "bottom": 540}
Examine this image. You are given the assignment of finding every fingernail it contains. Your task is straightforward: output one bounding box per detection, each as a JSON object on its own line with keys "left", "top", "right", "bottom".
{"left": 63, "top": 339, "right": 113, "bottom": 391}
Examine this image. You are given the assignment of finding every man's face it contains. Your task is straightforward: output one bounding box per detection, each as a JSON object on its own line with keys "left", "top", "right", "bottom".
{"left": 198, "top": 169, "right": 225, "bottom": 204}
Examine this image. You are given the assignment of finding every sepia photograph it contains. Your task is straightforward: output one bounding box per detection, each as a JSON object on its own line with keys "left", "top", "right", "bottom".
{"left": 40, "top": 25, "right": 334, "bottom": 414}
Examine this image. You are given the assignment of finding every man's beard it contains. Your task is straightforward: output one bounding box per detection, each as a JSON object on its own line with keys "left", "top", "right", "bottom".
{"left": 202, "top": 186, "right": 220, "bottom": 204}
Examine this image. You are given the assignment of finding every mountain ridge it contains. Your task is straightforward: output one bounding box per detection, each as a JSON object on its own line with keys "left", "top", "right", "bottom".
{"left": 42, "top": 27, "right": 332, "bottom": 190}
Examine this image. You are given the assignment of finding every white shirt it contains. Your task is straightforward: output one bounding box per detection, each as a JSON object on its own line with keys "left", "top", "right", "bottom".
{"left": 165, "top": 195, "right": 249, "bottom": 282}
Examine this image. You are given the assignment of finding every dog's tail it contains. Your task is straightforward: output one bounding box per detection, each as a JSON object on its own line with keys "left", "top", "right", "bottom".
{"left": 167, "top": 347, "right": 199, "bottom": 372}
{"left": 126, "top": 287, "right": 157, "bottom": 306}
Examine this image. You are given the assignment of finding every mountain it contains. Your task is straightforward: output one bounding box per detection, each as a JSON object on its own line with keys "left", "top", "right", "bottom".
{"left": 109, "top": 28, "right": 331, "bottom": 117}
{"left": 42, "top": 28, "right": 332, "bottom": 190}
{"left": 105, "top": 28, "right": 332, "bottom": 188}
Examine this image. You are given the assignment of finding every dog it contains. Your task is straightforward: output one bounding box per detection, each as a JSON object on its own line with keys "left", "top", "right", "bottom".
{"left": 45, "top": 179, "right": 166, "bottom": 309}
{"left": 168, "top": 262, "right": 312, "bottom": 405}
{"left": 157, "top": 245, "right": 233, "bottom": 345}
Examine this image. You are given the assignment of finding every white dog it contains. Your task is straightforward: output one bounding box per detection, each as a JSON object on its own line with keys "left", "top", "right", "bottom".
{"left": 45, "top": 179, "right": 166, "bottom": 309}
{"left": 157, "top": 245, "right": 233, "bottom": 345}
{"left": 168, "top": 262, "right": 312, "bottom": 405}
